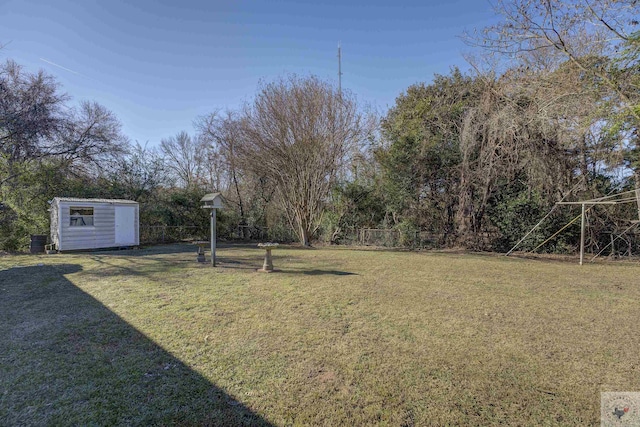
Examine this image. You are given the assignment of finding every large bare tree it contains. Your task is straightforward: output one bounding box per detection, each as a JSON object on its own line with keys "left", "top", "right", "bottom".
{"left": 52, "top": 101, "right": 129, "bottom": 173}
{"left": 160, "top": 130, "right": 205, "bottom": 189}
{"left": 197, "top": 109, "right": 249, "bottom": 234}
{"left": 239, "top": 75, "right": 373, "bottom": 246}
{"left": 0, "top": 60, "right": 66, "bottom": 187}
{"left": 110, "top": 142, "right": 167, "bottom": 202}
{"left": 1, "top": 60, "right": 128, "bottom": 188}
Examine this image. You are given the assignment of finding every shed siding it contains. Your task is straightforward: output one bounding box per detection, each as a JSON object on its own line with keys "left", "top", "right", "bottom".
{"left": 55, "top": 199, "right": 139, "bottom": 251}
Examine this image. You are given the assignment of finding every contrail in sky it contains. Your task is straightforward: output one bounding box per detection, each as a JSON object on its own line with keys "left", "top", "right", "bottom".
{"left": 39, "top": 58, "right": 79, "bottom": 75}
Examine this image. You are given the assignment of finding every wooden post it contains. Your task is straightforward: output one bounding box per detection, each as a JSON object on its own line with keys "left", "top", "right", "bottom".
{"left": 211, "top": 209, "right": 216, "bottom": 267}
{"left": 579, "top": 203, "right": 586, "bottom": 265}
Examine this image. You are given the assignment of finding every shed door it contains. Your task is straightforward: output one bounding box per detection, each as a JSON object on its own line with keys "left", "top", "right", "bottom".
{"left": 115, "top": 206, "right": 136, "bottom": 245}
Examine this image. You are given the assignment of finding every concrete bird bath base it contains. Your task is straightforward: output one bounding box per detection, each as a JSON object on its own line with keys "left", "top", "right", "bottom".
{"left": 257, "top": 242, "right": 279, "bottom": 272}
{"left": 192, "top": 241, "right": 209, "bottom": 263}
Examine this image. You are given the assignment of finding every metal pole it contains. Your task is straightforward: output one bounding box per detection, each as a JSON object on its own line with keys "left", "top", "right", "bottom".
{"left": 579, "top": 203, "right": 585, "bottom": 265}
{"left": 211, "top": 209, "right": 216, "bottom": 267}
{"left": 338, "top": 43, "right": 342, "bottom": 97}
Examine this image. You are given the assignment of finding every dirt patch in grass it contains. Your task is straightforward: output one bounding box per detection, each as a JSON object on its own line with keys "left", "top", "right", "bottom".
{"left": 1, "top": 244, "right": 639, "bottom": 425}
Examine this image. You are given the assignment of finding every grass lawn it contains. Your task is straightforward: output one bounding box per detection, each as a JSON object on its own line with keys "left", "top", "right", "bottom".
{"left": 1, "top": 244, "right": 639, "bottom": 426}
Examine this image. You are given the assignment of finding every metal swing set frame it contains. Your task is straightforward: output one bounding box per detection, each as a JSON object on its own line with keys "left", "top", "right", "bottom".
{"left": 506, "top": 187, "right": 640, "bottom": 265}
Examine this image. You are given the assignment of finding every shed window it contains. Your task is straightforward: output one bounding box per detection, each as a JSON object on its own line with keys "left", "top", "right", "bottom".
{"left": 70, "top": 207, "right": 94, "bottom": 226}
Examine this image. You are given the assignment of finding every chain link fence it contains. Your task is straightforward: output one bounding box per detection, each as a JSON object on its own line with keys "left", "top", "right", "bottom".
{"left": 140, "top": 226, "right": 209, "bottom": 244}
{"left": 141, "top": 224, "right": 297, "bottom": 245}
{"left": 334, "top": 228, "right": 442, "bottom": 248}
{"left": 140, "top": 224, "right": 444, "bottom": 248}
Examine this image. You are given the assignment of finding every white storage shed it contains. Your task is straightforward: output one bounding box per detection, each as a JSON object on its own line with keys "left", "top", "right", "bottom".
{"left": 50, "top": 198, "right": 140, "bottom": 251}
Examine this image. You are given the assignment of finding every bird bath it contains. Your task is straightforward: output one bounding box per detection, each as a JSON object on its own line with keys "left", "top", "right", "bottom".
{"left": 257, "top": 242, "right": 279, "bottom": 272}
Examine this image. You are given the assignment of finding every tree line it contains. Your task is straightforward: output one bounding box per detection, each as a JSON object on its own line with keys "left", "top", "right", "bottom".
{"left": 1, "top": 0, "right": 638, "bottom": 253}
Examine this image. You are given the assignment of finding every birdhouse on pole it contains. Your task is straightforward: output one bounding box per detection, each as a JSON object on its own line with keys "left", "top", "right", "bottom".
{"left": 201, "top": 193, "right": 225, "bottom": 266}
{"left": 201, "top": 192, "right": 225, "bottom": 209}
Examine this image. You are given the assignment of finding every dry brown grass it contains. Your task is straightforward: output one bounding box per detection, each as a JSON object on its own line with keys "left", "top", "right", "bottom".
{"left": 1, "top": 244, "right": 639, "bottom": 425}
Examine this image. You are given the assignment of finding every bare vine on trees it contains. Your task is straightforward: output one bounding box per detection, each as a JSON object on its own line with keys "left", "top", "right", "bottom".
{"left": 468, "top": 0, "right": 640, "bottom": 180}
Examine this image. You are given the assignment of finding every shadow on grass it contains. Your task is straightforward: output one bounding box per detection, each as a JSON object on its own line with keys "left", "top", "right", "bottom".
{"left": 89, "top": 243, "right": 195, "bottom": 256}
{"left": 217, "top": 257, "right": 262, "bottom": 270}
{"left": 216, "top": 258, "right": 358, "bottom": 276}
{"left": 0, "top": 264, "right": 273, "bottom": 426}
{"left": 298, "top": 269, "right": 357, "bottom": 276}
{"left": 79, "top": 243, "right": 359, "bottom": 277}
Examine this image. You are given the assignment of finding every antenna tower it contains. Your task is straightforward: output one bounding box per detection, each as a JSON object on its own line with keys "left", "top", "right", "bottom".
{"left": 338, "top": 42, "right": 342, "bottom": 96}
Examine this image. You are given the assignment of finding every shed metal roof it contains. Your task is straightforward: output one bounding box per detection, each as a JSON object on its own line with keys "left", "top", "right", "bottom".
{"left": 52, "top": 197, "right": 138, "bottom": 205}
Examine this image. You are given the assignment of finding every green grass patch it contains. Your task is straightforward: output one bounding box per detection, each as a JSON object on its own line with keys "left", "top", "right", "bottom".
{"left": 1, "top": 244, "right": 639, "bottom": 425}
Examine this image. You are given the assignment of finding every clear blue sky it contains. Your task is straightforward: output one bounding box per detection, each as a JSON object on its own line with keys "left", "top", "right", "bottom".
{"left": 1, "top": 0, "right": 496, "bottom": 146}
